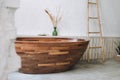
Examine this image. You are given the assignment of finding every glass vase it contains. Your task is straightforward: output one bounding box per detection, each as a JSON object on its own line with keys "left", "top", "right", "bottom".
{"left": 52, "top": 27, "right": 58, "bottom": 36}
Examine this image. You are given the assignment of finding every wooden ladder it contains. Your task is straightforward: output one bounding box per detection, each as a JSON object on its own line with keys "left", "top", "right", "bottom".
{"left": 87, "top": 0, "right": 105, "bottom": 62}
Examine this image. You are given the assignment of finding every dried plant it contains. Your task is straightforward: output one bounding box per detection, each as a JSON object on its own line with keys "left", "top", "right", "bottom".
{"left": 45, "top": 8, "right": 62, "bottom": 27}
{"left": 114, "top": 41, "right": 120, "bottom": 55}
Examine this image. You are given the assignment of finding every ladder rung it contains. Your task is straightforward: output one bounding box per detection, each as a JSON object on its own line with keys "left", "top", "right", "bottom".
{"left": 89, "top": 46, "right": 102, "bottom": 48}
{"left": 89, "top": 17, "right": 98, "bottom": 19}
{"left": 88, "top": 32, "right": 100, "bottom": 34}
{"left": 88, "top": 2, "right": 97, "bottom": 4}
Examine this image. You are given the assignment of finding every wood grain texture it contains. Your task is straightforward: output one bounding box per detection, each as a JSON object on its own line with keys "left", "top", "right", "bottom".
{"left": 81, "top": 37, "right": 120, "bottom": 61}
{"left": 15, "top": 37, "right": 89, "bottom": 74}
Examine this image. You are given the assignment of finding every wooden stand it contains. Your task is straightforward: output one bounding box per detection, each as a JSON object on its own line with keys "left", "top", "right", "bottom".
{"left": 87, "top": 0, "right": 105, "bottom": 62}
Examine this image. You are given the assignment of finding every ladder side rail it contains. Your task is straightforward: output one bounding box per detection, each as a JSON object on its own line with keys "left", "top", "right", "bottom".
{"left": 87, "top": 0, "right": 90, "bottom": 62}
{"left": 96, "top": 0, "right": 105, "bottom": 62}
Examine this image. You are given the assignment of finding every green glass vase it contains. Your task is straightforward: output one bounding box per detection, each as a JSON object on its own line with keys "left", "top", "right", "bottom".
{"left": 52, "top": 27, "right": 58, "bottom": 36}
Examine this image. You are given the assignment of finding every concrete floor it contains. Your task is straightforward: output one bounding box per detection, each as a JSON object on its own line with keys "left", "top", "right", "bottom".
{"left": 8, "top": 59, "right": 120, "bottom": 80}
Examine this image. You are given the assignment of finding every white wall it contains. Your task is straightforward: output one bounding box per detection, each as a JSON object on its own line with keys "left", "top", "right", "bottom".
{"left": 100, "top": 0, "right": 120, "bottom": 37}
{"left": 15, "top": 0, "right": 120, "bottom": 37}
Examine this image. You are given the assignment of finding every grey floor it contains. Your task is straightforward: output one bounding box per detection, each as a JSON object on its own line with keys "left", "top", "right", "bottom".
{"left": 8, "top": 59, "right": 120, "bottom": 80}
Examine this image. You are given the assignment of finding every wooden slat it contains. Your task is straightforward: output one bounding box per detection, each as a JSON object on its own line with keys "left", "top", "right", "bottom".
{"left": 89, "top": 46, "right": 101, "bottom": 48}
{"left": 89, "top": 17, "right": 98, "bottom": 19}
{"left": 88, "top": 2, "right": 96, "bottom": 4}
{"left": 24, "top": 52, "right": 48, "bottom": 54}
{"left": 37, "top": 62, "right": 70, "bottom": 67}
{"left": 49, "top": 51, "right": 69, "bottom": 55}
{"left": 88, "top": 32, "right": 100, "bottom": 34}
{"left": 82, "top": 37, "right": 120, "bottom": 61}
{"left": 56, "top": 62, "right": 70, "bottom": 66}
{"left": 38, "top": 63, "right": 55, "bottom": 67}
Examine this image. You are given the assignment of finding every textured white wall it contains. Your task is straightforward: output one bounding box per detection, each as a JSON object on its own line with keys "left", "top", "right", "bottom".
{"left": 0, "top": 0, "right": 20, "bottom": 80}
{"left": 15, "top": 0, "right": 120, "bottom": 37}
{"left": 100, "top": 0, "right": 120, "bottom": 37}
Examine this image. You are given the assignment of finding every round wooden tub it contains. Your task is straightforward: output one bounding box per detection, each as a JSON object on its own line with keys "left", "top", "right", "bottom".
{"left": 15, "top": 37, "right": 89, "bottom": 74}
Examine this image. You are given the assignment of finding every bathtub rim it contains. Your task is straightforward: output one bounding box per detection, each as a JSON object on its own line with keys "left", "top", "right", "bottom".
{"left": 15, "top": 36, "right": 89, "bottom": 44}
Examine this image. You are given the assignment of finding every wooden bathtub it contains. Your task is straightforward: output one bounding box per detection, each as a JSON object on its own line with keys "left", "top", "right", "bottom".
{"left": 15, "top": 37, "right": 89, "bottom": 74}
